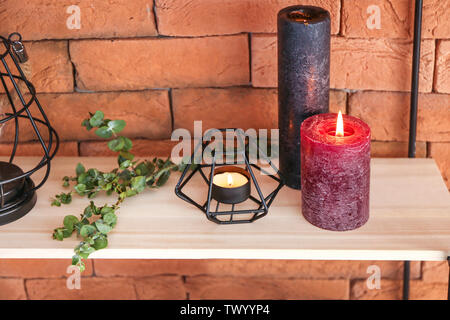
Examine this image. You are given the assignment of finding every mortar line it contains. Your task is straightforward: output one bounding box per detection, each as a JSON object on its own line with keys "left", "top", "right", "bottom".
{"left": 248, "top": 33, "right": 252, "bottom": 85}
{"left": 431, "top": 39, "right": 439, "bottom": 93}
{"left": 168, "top": 88, "right": 175, "bottom": 132}
{"left": 151, "top": 1, "right": 159, "bottom": 34}
{"left": 67, "top": 40, "right": 77, "bottom": 92}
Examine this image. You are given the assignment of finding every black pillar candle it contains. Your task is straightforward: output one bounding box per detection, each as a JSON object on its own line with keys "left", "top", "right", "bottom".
{"left": 278, "top": 5, "right": 330, "bottom": 189}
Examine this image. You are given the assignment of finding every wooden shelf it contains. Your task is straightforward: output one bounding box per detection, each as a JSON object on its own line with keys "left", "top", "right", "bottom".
{"left": 0, "top": 157, "right": 449, "bottom": 261}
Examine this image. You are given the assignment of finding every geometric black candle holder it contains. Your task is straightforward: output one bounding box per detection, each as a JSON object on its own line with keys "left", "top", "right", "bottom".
{"left": 0, "top": 33, "right": 59, "bottom": 226}
{"left": 175, "top": 128, "right": 284, "bottom": 224}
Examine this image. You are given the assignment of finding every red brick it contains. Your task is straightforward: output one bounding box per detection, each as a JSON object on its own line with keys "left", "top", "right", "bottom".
{"left": 80, "top": 139, "right": 177, "bottom": 157}
{"left": 434, "top": 40, "right": 450, "bottom": 94}
{"left": 186, "top": 276, "right": 349, "bottom": 300}
{"left": 0, "top": 0, "right": 156, "bottom": 40}
{"left": 0, "top": 141, "right": 78, "bottom": 157}
{"left": 342, "top": 0, "right": 450, "bottom": 39}
{"left": 1, "top": 91, "right": 171, "bottom": 142}
{"left": 0, "top": 259, "right": 94, "bottom": 278}
{"left": 156, "top": 0, "right": 340, "bottom": 36}
{"left": 26, "top": 277, "right": 137, "bottom": 300}
{"left": 329, "top": 91, "right": 347, "bottom": 114}
{"left": 134, "top": 276, "right": 186, "bottom": 299}
{"left": 351, "top": 279, "right": 401, "bottom": 300}
{"left": 342, "top": 0, "right": 412, "bottom": 39}
{"left": 349, "top": 92, "right": 450, "bottom": 142}
{"left": 352, "top": 279, "right": 448, "bottom": 300}
{"left": 0, "top": 41, "right": 72, "bottom": 93}
{"left": 422, "top": 0, "right": 450, "bottom": 39}
{"left": 173, "top": 88, "right": 346, "bottom": 134}
{"left": 0, "top": 279, "right": 27, "bottom": 300}
{"left": 251, "top": 34, "right": 277, "bottom": 88}
{"left": 70, "top": 36, "right": 249, "bottom": 91}
{"left": 429, "top": 142, "right": 450, "bottom": 190}
{"left": 422, "top": 261, "right": 449, "bottom": 283}
{"left": 26, "top": 41, "right": 73, "bottom": 93}
{"left": 332, "top": 38, "right": 435, "bottom": 92}
{"left": 371, "top": 141, "right": 427, "bottom": 158}
{"left": 251, "top": 35, "right": 435, "bottom": 92}
{"left": 173, "top": 87, "right": 277, "bottom": 134}
{"left": 410, "top": 281, "right": 448, "bottom": 300}
{"left": 94, "top": 259, "right": 420, "bottom": 280}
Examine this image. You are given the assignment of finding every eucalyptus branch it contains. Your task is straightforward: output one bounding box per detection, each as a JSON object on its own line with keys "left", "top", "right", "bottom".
{"left": 51, "top": 110, "right": 191, "bottom": 272}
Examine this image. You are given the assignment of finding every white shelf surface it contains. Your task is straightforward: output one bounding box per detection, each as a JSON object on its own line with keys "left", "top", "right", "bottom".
{"left": 0, "top": 157, "right": 449, "bottom": 261}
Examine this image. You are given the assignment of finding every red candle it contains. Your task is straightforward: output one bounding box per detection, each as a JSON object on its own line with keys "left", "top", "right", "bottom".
{"left": 300, "top": 112, "right": 371, "bottom": 231}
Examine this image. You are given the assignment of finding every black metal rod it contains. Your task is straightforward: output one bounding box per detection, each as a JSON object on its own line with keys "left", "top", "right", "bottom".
{"left": 403, "top": 260, "right": 410, "bottom": 300}
{"left": 0, "top": 74, "right": 20, "bottom": 163}
{"left": 404, "top": 0, "right": 423, "bottom": 301}
{"left": 447, "top": 257, "right": 450, "bottom": 301}
{"left": 408, "top": 0, "right": 423, "bottom": 158}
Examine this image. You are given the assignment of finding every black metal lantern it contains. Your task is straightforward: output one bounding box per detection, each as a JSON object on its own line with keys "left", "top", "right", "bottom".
{"left": 175, "top": 128, "right": 283, "bottom": 224}
{"left": 0, "top": 33, "right": 59, "bottom": 226}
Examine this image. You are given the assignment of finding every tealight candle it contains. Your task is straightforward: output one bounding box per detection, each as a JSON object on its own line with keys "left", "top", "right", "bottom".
{"left": 300, "top": 112, "right": 371, "bottom": 231}
{"left": 213, "top": 172, "right": 248, "bottom": 188}
{"left": 211, "top": 166, "right": 251, "bottom": 204}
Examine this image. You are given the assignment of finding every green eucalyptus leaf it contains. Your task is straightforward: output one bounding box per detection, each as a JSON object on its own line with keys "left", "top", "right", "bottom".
{"left": 62, "top": 228, "right": 73, "bottom": 238}
{"left": 63, "top": 215, "right": 79, "bottom": 232}
{"left": 72, "top": 255, "right": 81, "bottom": 266}
{"left": 108, "top": 120, "right": 126, "bottom": 134}
{"left": 77, "top": 172, "right": 88, "bottom": 184}
{"left": 80, "top": 225, "right": 96, "bottom": 238}
{"left": 118, "top": 169, "right": 131, "bottom": 181}
{"left": 62, "top": 176, "right": 70, "bottom": 187}
{"left": 95, "top": 220, "right": 113, "bottom": 234}
{"left": 53, "top": 228, "right": 64, "bottom": 241}
{"left": 95, "top": 126, "right": 112, "bottom": 139}
{"left": 82, "top": 119, "right": 93, "bottom": 131}
{"left": 87, "top": 168, "right": 100, "bottom": 179}
{"left": 103, "top": 212, "right": 117, "bottom": 227}
{"left": 78, "top": 261, "right": 86, "bottom": 272}
{"left": 119, "top": 151, "right": 134, "bottom": 161}
{"left": 100, "top": 206, "right": 114, "bottom": 216}
{"left": 79, "top": 246, "right": 95, "bottom": 259}
{"left": 135, "top": 162, "right": 149, "bottom": 176}
{"left": 58, "top": 192, "right": 72, "bottom": 204}
{"left": 131, "top": 176, "right": 146, "bottom": 193}
{"left": 125, "top": 189, "right": 137, "bottom": 197}
{"left": 89, "top": 111, "right": 104, "bottom": 127}
{"left": 83, "top": 205, "right": 94, "bottom": 218}
{"left": 122, "top": 137, "right": 132, "bottom": 151}
{"left": 80, "top": 217, "right": 90, "bottom": 225}
{"left": 146, "top": 161, "right": 155, "bottom": 175}
{"left": 74, "top": 183, "right": 87, "bottom": 195}
{"left": 108, "top": 137, "right": 125, "bottom": 152}
{"left": 156, "top": 171, "right": 171, "bottom": 187}
{"left": 51, "top": 199, "right": 61, "bottom": 207}
{"left": 119, "top": 160, "right": 132, "bottom": 170}
{"left": 87, "top": 191, "right": 98, "bottom": 199}
{"left": 93, "top": 235, "right": 108, "bottom": 250}
{"left": 76, "top": 163, "right": 85, "bottom": 176}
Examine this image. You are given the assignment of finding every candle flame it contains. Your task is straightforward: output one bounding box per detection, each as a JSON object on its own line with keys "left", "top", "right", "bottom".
{"left": 336, "top": 111, "right": 344, "bottom": 137}
{"left": 227, "top": 173, "right": 233, "bottom": 187}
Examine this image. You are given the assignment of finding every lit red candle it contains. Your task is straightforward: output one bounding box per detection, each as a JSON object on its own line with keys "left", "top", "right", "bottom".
{"left": 300, "top": 112, "right": 371, "bottom": 231}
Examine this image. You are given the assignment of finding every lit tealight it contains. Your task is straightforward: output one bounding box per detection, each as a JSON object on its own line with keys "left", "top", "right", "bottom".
{"left": 213, "top": 172, "right": 248, "bottom": 188}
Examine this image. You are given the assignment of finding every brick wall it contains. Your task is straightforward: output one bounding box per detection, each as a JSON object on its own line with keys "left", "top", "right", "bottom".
{"left": 0, "top": 0, "right": 448, "bottom": 300}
